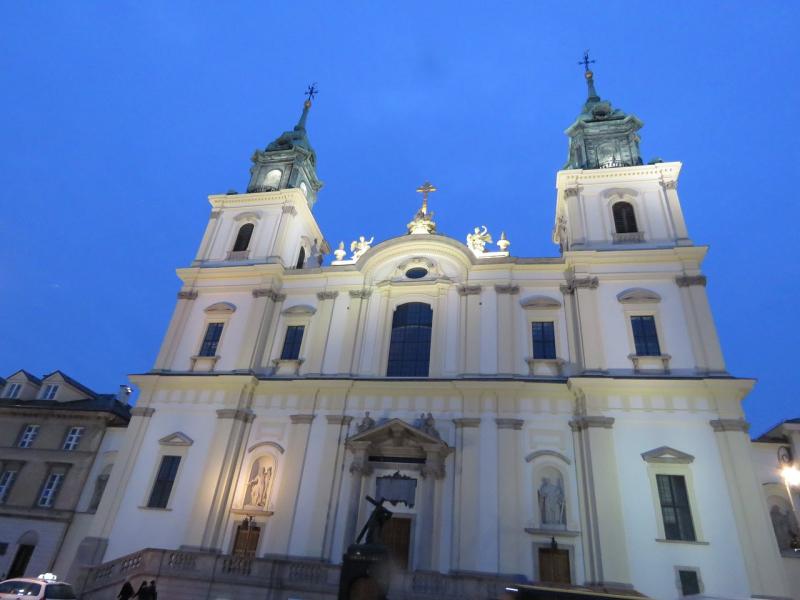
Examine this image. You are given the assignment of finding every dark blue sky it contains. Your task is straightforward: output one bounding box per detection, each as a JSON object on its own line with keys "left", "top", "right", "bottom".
{"left": 1, "top": 2, "right": 797, "bottom": 435}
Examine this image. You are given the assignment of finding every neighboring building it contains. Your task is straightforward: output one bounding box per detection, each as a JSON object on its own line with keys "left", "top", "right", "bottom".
{"left": 72, "top": 68, "right": 795, "bottom": 600}
{"left": 752, "top": 418, "right": 800, "bottom": 593}
{"left": 0, "top": 370, "right": 130, "bottom": 581}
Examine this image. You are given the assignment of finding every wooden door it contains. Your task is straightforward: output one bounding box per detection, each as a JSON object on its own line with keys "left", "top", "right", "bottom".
{"left": 382, "top": 517, "right": 411, "bottom": 570}
{"left": 8, "top": 544, "right": 35, "bottom": 578}
{"left": 232, "top": 525, "right": 260, "bottom": 558}
{"left": 538, "top": 547, "right": 570, "bottom": 584}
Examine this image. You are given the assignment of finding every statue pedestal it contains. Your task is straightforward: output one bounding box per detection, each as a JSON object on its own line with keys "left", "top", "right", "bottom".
{"left": 338, "top": 543, "right": 391, "bottom": 600}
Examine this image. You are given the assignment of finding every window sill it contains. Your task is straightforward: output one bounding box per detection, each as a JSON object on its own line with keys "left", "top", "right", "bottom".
{"left": 526, "top": 358, "right": 565, "bottom": 377}
{"left": 272, "top": 358, "right": 304, "bottom": 376}
{"left": 628, "top": 354, "right": 671, "bottom": 373}
{"left": 525, "top": 527, "right": 580, "bottom": 537}
{"left": 138, "top": 506, "right": 173, "bottom": 511}
{"left": 226, "top": 250, "right": 250, "bottom": 261}
{"left": 190, "top": 355, "right": 220, "bottom": 372}
{"left": 654, "top": 538, "right": 709, "bottom": 546}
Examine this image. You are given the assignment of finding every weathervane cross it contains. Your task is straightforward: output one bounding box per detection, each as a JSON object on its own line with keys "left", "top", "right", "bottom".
{"left": 415, "top": 181, "right": 437, "bottom": 214}
{"left": 305, "top": 82, "right": 318, "bottom": 103}
{"left": 578, "top": 50, "right": 595, "bottom": 72}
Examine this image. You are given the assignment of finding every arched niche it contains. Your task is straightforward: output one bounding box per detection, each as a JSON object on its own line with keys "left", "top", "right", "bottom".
{"left": 204, "top": 302, "right": 237, "bottom": 315}
{"left": 767, "top": 494, "right": 799, "bottom": 552}
{"left": 237, "top": 452, "right": 278, "bottom": 513}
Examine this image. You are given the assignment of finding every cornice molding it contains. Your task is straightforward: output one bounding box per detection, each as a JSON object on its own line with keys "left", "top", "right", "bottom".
{"left": 130, "top": 407, "right": 155, "bottom": 417}
{"left": 453, "top": 418, "right": 481, "bottom": 428}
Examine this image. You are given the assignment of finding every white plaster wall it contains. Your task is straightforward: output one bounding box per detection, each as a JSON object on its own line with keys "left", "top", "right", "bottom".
{"left": 613, "top": 413, "right": 751, "bottom": 599}
{"left": 0, "top": 519, "right": 66, "bottom": 580}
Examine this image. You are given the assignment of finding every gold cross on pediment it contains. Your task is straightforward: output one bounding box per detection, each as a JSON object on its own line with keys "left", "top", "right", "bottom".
{"left": 415, "top": 181, "right": 437, "bottom": 213}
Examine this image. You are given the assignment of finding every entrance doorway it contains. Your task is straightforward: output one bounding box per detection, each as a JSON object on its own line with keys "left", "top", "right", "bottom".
{"left": 538, "top": 547, "right": 570, "bottom": 584}
{"left": 382, "top": 517, "right": 411, "bottom": 570}
{"left": 232, "top": 522, "right": 260, "bottom": 558}
{"left": 8, "top": 544, "right": 35, "bottom": 579}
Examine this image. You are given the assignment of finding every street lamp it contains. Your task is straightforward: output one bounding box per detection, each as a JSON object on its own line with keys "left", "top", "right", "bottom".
{"left": 781, "top": 465, "right": 800, "bottom": 489}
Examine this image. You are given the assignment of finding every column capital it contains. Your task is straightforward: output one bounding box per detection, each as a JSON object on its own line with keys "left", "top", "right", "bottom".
{"left": 290, "top": 414, "right": 315, "bottom": 425}
{"left": 457, "top": 285, "right": 482, "bottom": 296}
{"left": 660, "top": 179, "right": 678, "bottom": 190}
{"left": 317, "top": 291, "right": 339, "bottom": 301}
{"left": 453, "top": 417, "right": 481, "bottom": 428}
{"left": 569, "top": 415, "right": 614, "bottom": 431}
{"left": 130, "top": 406, "right": 156, "bottom": 417}
{"left": 177, "top": 290, "right": 198, "bottom": 300}
{"left": 326, "top": 414, "right": 353, "bottom": 425}
{"left": 676, "top": 275, "right": 707, "bottom": 288}
{"left": 495, "top": 418, "right": 524, "bottom": 430}
{"left": 252, "top": 288, "right": 286, "bottom": 301}
{"left": 494, "top": 284, "right": 519, "bottom": 295}
{"left": 282, "top": 205, "right": 298, "bottom": 216}
{"left": 349, "top": 289, "right": 373, "bottom": 299}
{"left": 710, "top": 418, "right": 750, "bottom": 433}
{"left": 560, "top": 276, "right": 599, "bottom": 295}
{"left": 216, "top": 409, "right": 255, "bottom": 423}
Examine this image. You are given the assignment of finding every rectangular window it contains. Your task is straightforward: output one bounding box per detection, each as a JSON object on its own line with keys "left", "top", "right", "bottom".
{"left": 42, "top": 384, "right": 59, "bottom": 400}
{"left": 62, "top": 427, "right": 85, "bottom": 451}
{"left": 199, "top": 323, "right": 224, "bottom": 357}
{"left": 631, "top": 315, "right": 661, "bottom": 356}
{"left": 5, "top": 383, "right": 21, "bottom": 399}
{"left": 0, "top": 470, "right": 18, "bottom": 503}
{"left": 18, "top": 424, "right": 40, "bottom": 448}
{"left": 679, "top": 569, "right": 701, "bottom": 595}
{"left": 280, "top": 325, "right": 305, "bottom": 360}
{"left": 147, "top": 455, "right": 181, "bottom": 509}
{"left": 657, "top": 474, "right": 696, "bottom": 541}
{"left": 532, "top": 322, "right": 557, "bottom": 359}
{"left": 38, "top": 473, "right": 64, "bottom": 507}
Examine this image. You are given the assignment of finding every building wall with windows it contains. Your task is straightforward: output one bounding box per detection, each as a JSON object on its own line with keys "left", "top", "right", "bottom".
{"left": 0, "top": 371, "right": 130, "bottom": 580}
{"left": 71, "top": 78, "right": 795, "bottom": 600}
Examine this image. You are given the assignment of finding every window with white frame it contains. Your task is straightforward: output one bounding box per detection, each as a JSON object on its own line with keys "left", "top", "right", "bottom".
{"left": 18, "top": 425, "right": 39, "bottom": 448}
{"left": 631, "top": 315, "right": 661, "bottom": 356}
{"left": 147, "top": 455, "right": 181, "bottom": 509}
{"left": 62, "top": 426, "right": 84, "bottom": 451}
{"left": 42, "top": 384, "right": 59, "bottom": 400}
{"left": 532, "top": 322, "right": 557, "bottom": 359}
{"left": 199, "top": 322, "right": 224, "bottom": 357}
{"left": 5, "top": 383, "right": 21, "bottom": 399}
{"left": 38, "top": 472, "right": 65, "bottom": 507}
{"left": 0, "top": 469, "right": 18, "bottom": 503}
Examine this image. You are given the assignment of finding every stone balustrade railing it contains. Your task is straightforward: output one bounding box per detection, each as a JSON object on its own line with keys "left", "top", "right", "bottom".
{"left": 78, "top": 547, "right": 520, "bottom": 600}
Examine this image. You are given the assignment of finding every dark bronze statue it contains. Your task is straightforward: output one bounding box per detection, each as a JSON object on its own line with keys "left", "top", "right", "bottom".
{"left": 338, "top": 495, "right": 394, "bottom": 600}
{"left": 356, "top": 496, "right": 393, "bottom": 544}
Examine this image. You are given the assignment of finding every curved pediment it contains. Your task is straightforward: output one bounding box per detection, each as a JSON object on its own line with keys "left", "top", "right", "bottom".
{"left": 347, "top": 418, "right": 450, "bottom": 450}
{"left": 282, "top": 304, "right": 316, "bottom": 316}
{"left": 520, "top": 295, "right": 562, "bottom": 309}
{"left": 617, "top": 288, "right": 661, "bottom": 304}
{"left": 356, "top": 235, "right": 478, "bottom": 273}
{"left": 204, "top": 302, "right": 236, "bottom": 314}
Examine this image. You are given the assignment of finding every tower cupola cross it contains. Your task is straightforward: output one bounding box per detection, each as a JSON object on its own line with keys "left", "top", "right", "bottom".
{"left": 578, "top": 50, "right": 595, "bottom": 73}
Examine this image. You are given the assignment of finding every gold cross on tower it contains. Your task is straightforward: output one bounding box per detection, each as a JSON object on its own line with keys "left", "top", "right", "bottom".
{"left": 415, "top": 181, "right": 437, "bottom": 214}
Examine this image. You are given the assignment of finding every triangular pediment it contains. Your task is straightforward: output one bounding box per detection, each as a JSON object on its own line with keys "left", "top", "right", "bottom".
{"left": 347, "top": 418, "right": 448, "bottom": 450}
{"left": 641, "top": 446, "right": 694, "bottom": 464}
{"left": 159, "top": 431, "right": 194, "bottom": 447}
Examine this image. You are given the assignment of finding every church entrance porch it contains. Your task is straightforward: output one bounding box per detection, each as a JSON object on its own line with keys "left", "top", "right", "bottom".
{"left": 537, "top": 547, "right": 570, "bottom": 584}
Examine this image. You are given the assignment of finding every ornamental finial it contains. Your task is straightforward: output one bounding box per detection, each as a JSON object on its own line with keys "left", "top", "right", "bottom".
{"left": 304, "top": 82, "right": 318, "bottom": 106}
{"left": 577, "top": 50, "right": 599, "bottom": 101}
{"left": 408, "top": 181, "right": 437, "bottom": 234}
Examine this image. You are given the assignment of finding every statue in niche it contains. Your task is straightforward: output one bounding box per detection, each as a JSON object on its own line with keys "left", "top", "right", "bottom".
{"left": 770, "top": 503, "right": 800, "bottom": 551}
{"left": 466, "top": 225, "right": 492, "bottom": 254}
{"left": 538, "top": 476, "right": 566, "bottom": 527}
{"left": 246, "top": 461, "right": 273, "bottom": 508}
{"left": 350, "top": 236, "right": 374, "bottom": 261}
{"left": 356, "top": 411, "right": 376, "bottom": 434}
{"left": 307, "top": 238, "right": 323, "bottom": 268}
{"left": 556, "top": 215, "right": 568, "bottom": 253}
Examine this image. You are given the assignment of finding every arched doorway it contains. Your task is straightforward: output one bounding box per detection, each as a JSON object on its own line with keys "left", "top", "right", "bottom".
{"left": 8, "top": 530, "right": 38, "bottom": 578}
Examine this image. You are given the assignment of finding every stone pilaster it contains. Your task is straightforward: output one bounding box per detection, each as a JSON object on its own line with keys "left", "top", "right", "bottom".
{"left": 342, "top": 441, "right": 372, "bottom": 549}
{"left": 235, "top": 289, "right": 285, "bottom": 371}
{"left": 561, "top": 276, "right": 604, "bottom": 373}
{"left": 269, "top": 414, "right": 315, "bottom": 554}
{"left": 458, "top": 285, "right": 482, "bottom": 374}
{"left": 495, "top": 286, "right": 519, "bottom": 375}
{"left": 675, "top": 275, "right": 725, "bottom": 372}
{"left": 153, "top": 291, "right": 197, "bottom": 370}
{"left": 496, "top": 418, "right": 524, "bottom": 574}
{"left": 452, "top": 418, "right": 481, "bottom": 571}
{"left": 303, "top": 292, "right": 338, "bottom": 375}
{"left": 570, "top": 414, "right": 631, "bottom": 589}
{"left": 710, "top": 418, "right": 791, "bottom": 598}
{"left": 660, "top": 179, "right": 691, "bottom": 244}
{"left": 340, "top": 291, "right": 372, "bottom": 375}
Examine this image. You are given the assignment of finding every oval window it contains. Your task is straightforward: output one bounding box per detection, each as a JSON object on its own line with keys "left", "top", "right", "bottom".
{"left": 405, "top": 267, "right": 428, "bottom": 279}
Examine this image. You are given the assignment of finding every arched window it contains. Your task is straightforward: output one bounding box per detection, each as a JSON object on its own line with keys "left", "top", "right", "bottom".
{"left": 233, "top": 223, "right": 254, "bottom": 252}
{"left": 612, "top": 202, "right": 638, "bottom": 234}
{"left": 265, "top": 169, "right": 282, "bottom": 189}
{"left": 387, "top": 302, "right": 433, "bottom": 377}
{"left": 295, "top": 247, "right": 306, "bottom": 269}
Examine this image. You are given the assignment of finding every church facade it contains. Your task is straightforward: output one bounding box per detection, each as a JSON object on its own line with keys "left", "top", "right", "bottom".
{"left": 74, "top": 71, "right": 794, "bottom": 599}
